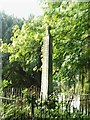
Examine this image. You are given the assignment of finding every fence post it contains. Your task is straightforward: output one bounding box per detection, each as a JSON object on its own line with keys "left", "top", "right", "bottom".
{"left": 31, "top": 94, "right": 35, "bottom": 120}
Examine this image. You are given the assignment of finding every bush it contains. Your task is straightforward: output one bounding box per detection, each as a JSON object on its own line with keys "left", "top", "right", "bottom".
{"left": 1, "top": 103, "right": 31, "bottom": 120}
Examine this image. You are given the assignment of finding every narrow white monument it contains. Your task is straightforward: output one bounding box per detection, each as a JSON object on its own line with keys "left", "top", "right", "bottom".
{"left": 0, "top": 18, "right": 2, "bottom": 116}
{"left": 41, "top": 25, "right": 53, "bottom": 100}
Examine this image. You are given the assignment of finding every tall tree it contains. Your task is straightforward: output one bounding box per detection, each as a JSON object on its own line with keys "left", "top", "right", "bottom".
{"left": 1, "top": 1, "right": 89, "bottom": 93}
{"left": 42, "top": 1, "right": 89, "bottom": 94}
{"left": 1, "top": 17, "right": 44, "bottom": 88}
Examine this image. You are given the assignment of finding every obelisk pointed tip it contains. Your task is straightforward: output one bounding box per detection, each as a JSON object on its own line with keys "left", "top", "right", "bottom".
{"left": 46, "top": 24, "right": 51, "bottom": 35}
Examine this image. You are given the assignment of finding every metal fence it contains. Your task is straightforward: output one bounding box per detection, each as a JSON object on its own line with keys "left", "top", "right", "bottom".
{"left": 0, "top": 88, "right": 90, "bottom": 120}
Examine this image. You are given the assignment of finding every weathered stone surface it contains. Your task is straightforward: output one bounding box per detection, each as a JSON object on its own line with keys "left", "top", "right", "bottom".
{"left": 41, "top": 25, "right": 53, "bottom": 100}
{"left": 0, "top": 18, "right": 2, "bottom": 117}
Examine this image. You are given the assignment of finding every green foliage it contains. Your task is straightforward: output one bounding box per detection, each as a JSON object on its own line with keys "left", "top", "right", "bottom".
{"left": 0, "top": 1, "right": 90, "bottom": 119}
{"left": 1, "top": 13, "right": 44, "bottom": 87}
{"left": 1, "top": 104, "right": 31, "bottom": 120}
{"left": 7, "top": 20, "right": 44, "bottom": 73}
{"left": 0, "top": 12, "right": 25, "bottom": 87}
{"left": 1, "top": 1, "right": 90, "bottom": 92}
{"left": 0, "top": 79, "right": 12, "bottom": 88}
{"left": 0, "top": 11, "right": 23, "bottom": 43}
{"left": 42, "top": 1, "right": 90, "bottom": 93}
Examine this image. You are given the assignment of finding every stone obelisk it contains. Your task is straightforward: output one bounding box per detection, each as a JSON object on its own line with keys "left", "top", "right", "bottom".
{"left": 0, "top": 18, "right": 2, "bottom": 117}
{"left": 41, "top": 25, "right": 52, "bottom": 100}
